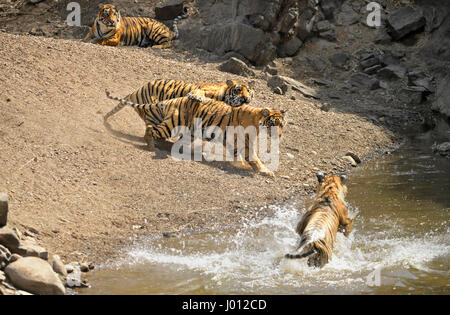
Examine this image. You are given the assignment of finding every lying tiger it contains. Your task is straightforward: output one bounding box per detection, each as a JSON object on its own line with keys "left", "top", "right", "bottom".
{"left": 105, "top": 91, "right": 285, "bottom": 176}
{"left": 83, "top": 4, "right": 187, "bottom": 48}
{"left": 285, "top": 173, "right": 355, "bottom": 267}
{"left": 104, "top": 79, "right": 255, "bottom": 121}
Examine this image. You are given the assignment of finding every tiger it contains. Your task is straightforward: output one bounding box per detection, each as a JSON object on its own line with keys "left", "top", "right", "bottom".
{"left": 104, "top": 79, "right": 255, "bottom": 121}
{"left": 105, "top": 91, "right": 285, "bottom": 176}
{"left": 285, "top": 172, "right": 355, "bottom": 268}
{"left": 83, "top": 4, "right": 187, "bottom": 48}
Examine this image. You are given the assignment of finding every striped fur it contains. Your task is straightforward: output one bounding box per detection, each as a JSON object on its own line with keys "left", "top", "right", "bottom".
{"left": 285, "top": 173, "right": 354, "bottom": 267}
{"left": 104, "top": 79, "right": 255, "bottom": 121}
{"left": 105, "top": 91, "right": 285, "bottom": 176}
{"left": 83, "top": 4, "right": 187, "bottom": 48}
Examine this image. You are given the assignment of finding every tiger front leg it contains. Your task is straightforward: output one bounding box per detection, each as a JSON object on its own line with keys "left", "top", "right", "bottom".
{"left": 246, "top": 141, "right": 274, "bottom": 177}
{"left": 93, "top": 32, "right": 121, "bottom": 46}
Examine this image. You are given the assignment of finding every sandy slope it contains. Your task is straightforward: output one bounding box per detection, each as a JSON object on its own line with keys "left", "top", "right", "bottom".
{"left": 0, "top": 32, "right": 396, "bottom": 263}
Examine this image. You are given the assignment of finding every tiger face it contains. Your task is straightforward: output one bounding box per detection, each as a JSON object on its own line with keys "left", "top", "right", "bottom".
{"left": 316, "top": 173, "right": 348, "bottom": 199}
{"left": 225, "top": 80, "right": 255, "bottom": 107}
{"left": 260, "top": 108, "right": 286, "bottom": 137}
{"left": 97, "top": 4, "right": 120, "bottom": 28}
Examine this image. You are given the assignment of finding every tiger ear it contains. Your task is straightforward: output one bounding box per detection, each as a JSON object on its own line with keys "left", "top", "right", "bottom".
{"left": 262, "top": 108, "right": 270, "bottom": 117}
{"left": 339, "top": 174, "right": 347, "bottom": 184}
{"left": 316, "top": 172, "right": 325, "bottom": 184}
{"left": 226, "top": 80, "right": 233, "bottom": 87}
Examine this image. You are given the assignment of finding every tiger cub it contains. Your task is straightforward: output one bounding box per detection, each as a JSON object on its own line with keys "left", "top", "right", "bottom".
{"left": 104, "top": 79, "right": 255, "bottom": 121}
{"left": 83, "top": 4, "right": 186, "bottom": 48}
{"left": 285, "top": 173, "right": 355, "bottom": 267}
{"left": 105, "top": 91, "right": 285, "bottom": 176}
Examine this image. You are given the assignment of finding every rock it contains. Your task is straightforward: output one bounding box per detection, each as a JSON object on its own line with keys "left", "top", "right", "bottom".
{"left": 320, "top": 0, "right": 343, "bottom": 20}
{"left": 378, "top": 52, "right": 402, "bottom": 67}
{"left": 5, "top": 257, "right": 65, "bottom": 295}
{"left": 306, "top": 56, "right": 327, "bottom": 72}
{"left": 374, "top": 27, "right": 392, "bottom": 44}
{"left": 432, "top": 142, "right": 450, "bottom": 157}
{"left": 335, "top": 3, "right": 360, "bottom": 26}
{"left": 376, "top": 64, "right": 407, "bottom": 80}
{"left": 0, "top": 270, "right": 5, "bottom": 282}
{"left": 50, "top": 255, "right": 67, "bottom": 277}
{"left": 0, "top": 193, "right": 7, "bottom": 227}
{"left": 273, "top": 86, "right": 283, "bottom": 95}
{"left": 398, "top": 87, "right": 424, "bottom": 105}
{"left": 407, "top": 71, "right": 434, "bottom": 93}
{"left": 267, "top": 75, "right": 319, "bottom": 99}
{"left": 431, "top": 74, "right": 450, "bottom": 117}
{"left": 343, "top": 155, "right": 357, "bottom": 167}
{"left": 349, "top": 73, "right": 380, "bottom": 90}
{"left": 386, "top": 6, "right": 426, "bottom": 40}
{"left": 9, "top": 254, "right": 21, "bottom": 264}
{"left": 319, "top": 29, "right": 337, "bottom": 42}
{"left": 420, "top": 9, "right": 450, "bottom": 62}
{"left": 65, "top": 262, "right": 88, "bottom": 288}
{"left": 0, "top": 226, "right": 20, "bottom": 251}
{"left": 317, "top": 20, "right": 332, "bottom": 33}
{"left": 360, "top": 56, "right": 380, "bottom": 69}
{"left": 286, "top": 153, "right": 295, "bottom": 160}
{"left": 154, "top": 0, "right": 186, "bottom": 20}
{"left": 278, "top": 37, "right": 303, "bottom": 57}
{"left": 0, "top": 244, "right": 11, "bottom": 269}
{"left": 364, "top": 64, "right": 383, "bottom": 75}
{"left": 345, "top": 152, "right": 361, "bottom": 164}
{"left": 12, "top": 241, "right": 48, "bottom": 260}
{"left": 80, "top": 263, "right": 90, "bottom": 273}
{"left": 329, "top": 52, "right": 350, "bottom": 69}
{"left": 203, "top": 21, "right": 276, "bottom": 66}
{"left": 218, "top": 57, "right": 255, "bottom": 77}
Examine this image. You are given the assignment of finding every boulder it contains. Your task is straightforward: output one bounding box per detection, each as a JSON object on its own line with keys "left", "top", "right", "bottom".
{"left": 13, "top": 241, "right": 48, "bottom": 260}
{"left": 386, "top": 6, "right": 426, "bottom": 40}
{"left": 407, "top": 71, "right": 434, "bottom": 93}
{"left": 329, "top": 52, "right": 350, "bottom": 69}
{"left": 398, "top": 87, "right": 424, "bottom": 105}
{"left": 432, "top": 74, "right": 450, "bottom": 118}
{"left": 349, "top": 73, "right": 380, "bottom": 90}
{"left": 203, "top": 21, "right": 276, "bottom": 66}
{"left": 376, "top": 64, "right": 407, "bottom": 80}
{"left": 0, "top": 193, "right": 7, "bottom": 227}
{"left": 154, "top": 0, "right": 186, "bottom": 20}
{"left": 50, "top": 255, "right": 67, "bottom": 277}
{"left": 5, "top": 257, "right": 65, "bottom": 295}
{"left": 267, "top": 75, "right": 319, "bottom": 99}
{"left": 218, "top": 57, "right": 255, "bottom": 77}
{"left": 335, "top": 3, "right": 360, "bottom": 26}
{"left": 278, "top": 37, "right": 303, "bottom": 57}
{"left": 0, "top": 226, "right": 20, "bottom": 251}
{"left": 320, "top": 0, "right": 343, "bottom": 20}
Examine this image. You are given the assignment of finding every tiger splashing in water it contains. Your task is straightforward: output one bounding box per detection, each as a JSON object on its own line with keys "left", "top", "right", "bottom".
{"left": 285, "top": 173, "right": 355, "bottom": 267}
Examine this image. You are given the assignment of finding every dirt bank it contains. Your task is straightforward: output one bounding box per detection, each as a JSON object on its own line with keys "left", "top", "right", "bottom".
{"left": 0, "top": 31, "right": 401, "bottom": 264}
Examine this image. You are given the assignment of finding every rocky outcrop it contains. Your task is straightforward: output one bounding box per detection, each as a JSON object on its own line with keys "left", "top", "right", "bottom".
{"left": 0, "top": 193, "right": 93, "bottom": 295}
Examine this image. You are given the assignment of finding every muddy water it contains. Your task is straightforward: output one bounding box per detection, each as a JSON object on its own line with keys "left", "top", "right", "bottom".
{"left": 80, "top": 127, "right": 450, "bottom": 295}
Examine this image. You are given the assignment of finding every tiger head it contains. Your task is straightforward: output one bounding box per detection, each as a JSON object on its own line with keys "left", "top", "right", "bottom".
{"left": 316, "top": 172, "right": 348, "bottom": 200}
{"left": 224, "top": 80, "right": 255, "bottom": 107}
{"left": 96, "top": 4, "right": 121, "bottom": 28}
{"left": 260, "top": 108, "right": 286, "bottom": 137}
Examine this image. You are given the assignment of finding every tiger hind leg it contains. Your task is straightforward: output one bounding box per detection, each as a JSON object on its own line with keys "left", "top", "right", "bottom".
{"left": 144, "top": 125, "right": 156, "bottom": 151}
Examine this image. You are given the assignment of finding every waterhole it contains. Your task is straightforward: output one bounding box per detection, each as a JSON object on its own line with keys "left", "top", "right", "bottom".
{"left": 80, "top": 126, "right": 450, "bottom": 294}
